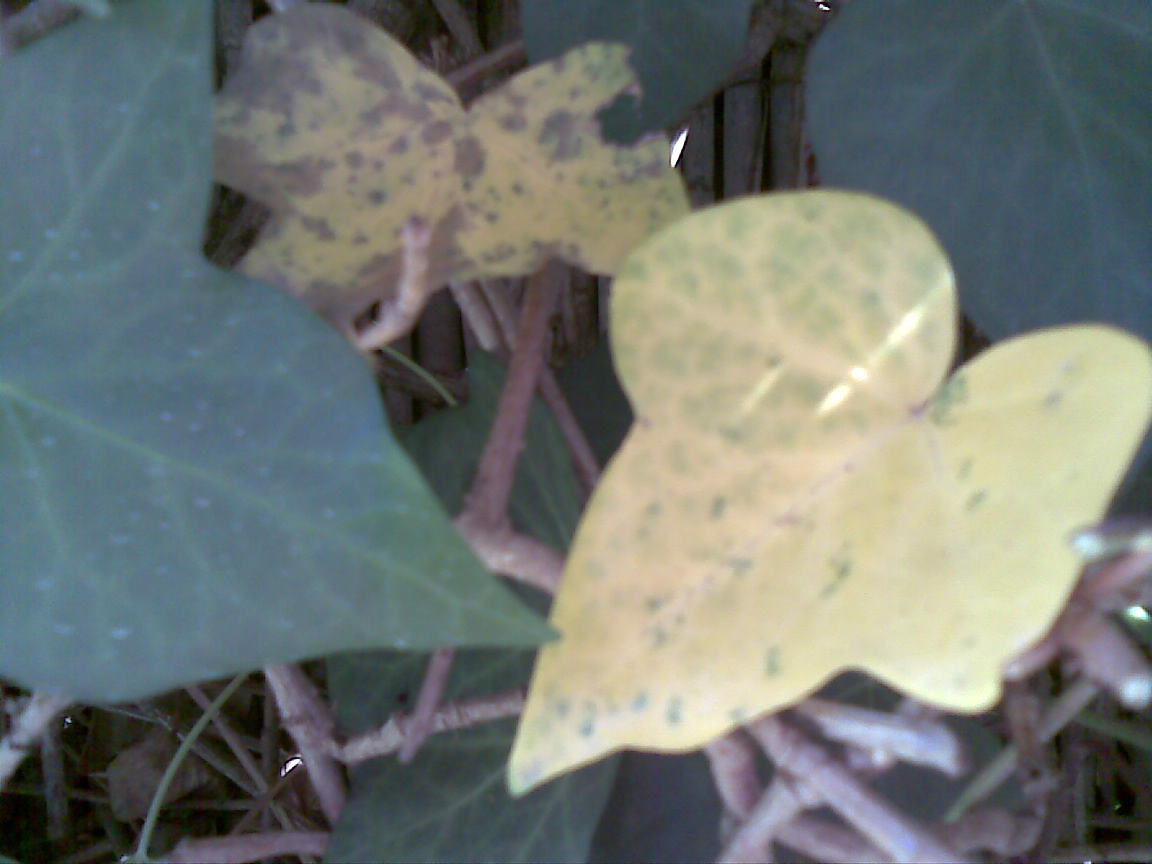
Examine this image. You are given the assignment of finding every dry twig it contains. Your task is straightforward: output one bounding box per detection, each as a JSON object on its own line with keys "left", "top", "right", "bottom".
{"left": 355, "top": 217, "right": 435, "bottom": 351}
{"left": 334, "top": 688, "right": 526, "bottom": 765}
{"left": 775, "top": 814, "right": 889, "bottom": 863}
{"left": 159, "top": 829, "right": 328, "bottom": 863}
{"left": 746, "top": 714, "right": 966, "bottom": 863}
{"left": 1, "top": 0, "right": 78, "bottom": 54}
{"left": 399, "top": 648, "right": 457, "bottom": 762}
{"left": 945, "top": 676, "right": 1101, "bottom": 821}
{"left": 454, "top": 518, "right": 564, "bottom": 593}
{"left": 0, "top": 690, "right": 71, "bottom": 792}
{"left": 401, "top": 262, "right": 561, "bottom": 762}
{"left": 468, "top": 276, "right": 602, "bottom": 493}
{"left": 936, "top": 806, "right": 1043, "bottom": 858}
{"left": 263, "top": 664, "right": 346, "bottom": 826}
{"left": 718, "top": 770, "right": 816, "bottom": 863}
{"left": 792, "top": 697, "right": 966, "bottom": 777}
{"left": 705, "top": 730, "right": 763, "bottom": 821}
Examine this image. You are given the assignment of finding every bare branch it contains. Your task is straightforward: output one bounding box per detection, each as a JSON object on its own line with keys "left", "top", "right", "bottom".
{"left": 184, "top": 684, "right": 295, "bottom": 830}
{"left": 0, "top": 691, "right": 71, "bottom": 792}
{"left": 160, "top": 830, "right": 328, "bottom": 864}
{"left": 538, "top": 371, "right": 601, "bottom": 494}
{"left": 446, "top": 39, "right": 527, "bottom": 98}
{"left": 1063, "top": 603, "right": 1152, "bottom": 709}
{"left": 428, "top": 0, "right": 483, "bottom": 58}
{"left": 451, "top": 281, "right": 504, "bottom": 351}
{"left": 460, "top": 262, "right": 561, "bottom": 528}
{"left": 335, "top": 689, "right": 525, "bottom": 765}
{"left": 468, "top": 276, "right": 601, "bottom": 495}
{"left": 705, "top": 731, "right": 763, "bottom": 820}
{"left": 792, "top": 698, "right": 966, "bottom": 777}
{"left": 398, "top": 648, "right": 457, "bottom": 763}
{"left": 746, "top": 714, "right": 967, "bottom": 863}
{"left": 455, "top": 519, "right": 564, "bottom": 594}
{"left": 937, "top": 806, "right": 1043, "bottom": 858}
{"left": 944, "top": 677, "right": 1100, "bottom": 821}
{"left": 776, "top": 814, "right": 889, "bottom": 864}
{"left": 2, "top": 0, "right": 79, "bottom": 54}
{"left": 263, "top": 664, "right": 346, "bottom": 825}
{"left": 355, "top": 217, "right": 435, "bottom": 350}
{"left": 718, "top": 771, "right": 815, "bottom": 863}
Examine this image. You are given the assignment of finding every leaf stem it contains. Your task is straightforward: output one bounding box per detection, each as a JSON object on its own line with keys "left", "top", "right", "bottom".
{"left": 461, "top": 261, "right": 561, "bottom": 529}
{"left": 131, "top": 674, "right": 247, "bottom": 863}
{"left": 380, "top": 344, "right": 459, "bottom": 407}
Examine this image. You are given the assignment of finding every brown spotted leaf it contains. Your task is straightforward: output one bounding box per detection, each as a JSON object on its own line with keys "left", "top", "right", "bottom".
{"left": 214, "top": 4, "right": 463, "bottom": 325}
{"left": 457, "top": 45, "right": 688, "bottom": 277}
{"left": 214, "top": 4, "right": 687, "bottom": 329}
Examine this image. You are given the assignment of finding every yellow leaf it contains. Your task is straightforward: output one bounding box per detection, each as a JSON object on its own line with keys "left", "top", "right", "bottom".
{"left": 459, "top": 46, "right": 686, "bottom": 277}
{"left": 214, "top": 4, "right": 463, "bottom": 324}
{"left": 507, "top": 191, "right": 1152, "bottom": 795}
{"left": 214, "top": 4, "right": 687, "bottom": 329}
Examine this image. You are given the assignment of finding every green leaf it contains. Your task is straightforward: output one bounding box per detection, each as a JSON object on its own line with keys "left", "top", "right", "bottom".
{"left": 807, "top": 0, "right": 1152, "bottom": 343}
{"left": 556, "top": 343, "right": 632, "bottom": 466}
{"left": 0, "top": 1, "right": 548, "bottom": 704}
{"left": 523, "top": 0, "right": 756, "bottom": 142}
{"left": 326, "top": 355, "right": 614, "bottom": 862}
{"left": 65, "top": 0, "right": 112, "bottom": 16}
{"left": 328, "top": 649, "right": 616, "bottom": 863}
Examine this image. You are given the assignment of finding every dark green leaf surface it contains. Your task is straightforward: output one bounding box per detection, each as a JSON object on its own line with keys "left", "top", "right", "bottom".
{"left": 399, "top": 354, "right": 582, "bottom": 552}
{"left": 0, "top": 2, "right": 547, "bottom": 703}
{"left": 328, "top": 648, "right": 616, "bottom": 863}
{"left": 808, "top": 0, "right": 1152, "bottom": 341}
{"left": 523, "top": 0, "right": 755, "bottom": 142}
{"left": 326, "top": 355, "right": 615, "bottom": 863}
{"left": 556, "top": 343, "right": 632, "bottom": 466}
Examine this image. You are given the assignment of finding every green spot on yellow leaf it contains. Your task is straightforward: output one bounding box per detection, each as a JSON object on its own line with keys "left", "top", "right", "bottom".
{"left": 765, "top": 647, "right": 782, "bottom": 676}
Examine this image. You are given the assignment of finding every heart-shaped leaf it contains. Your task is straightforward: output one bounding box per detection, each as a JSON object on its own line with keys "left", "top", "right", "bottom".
{"left": 214, "top": 3, "right": 688, "bottom": 329}
{"left": 508, "top": 191, "right": 1152, "bottom": 794}
{"left": 807, "top": 0, "right": 1152, "bottom": 342}
{"left": 0, "top": 1, "right": 548, "bottom": 704}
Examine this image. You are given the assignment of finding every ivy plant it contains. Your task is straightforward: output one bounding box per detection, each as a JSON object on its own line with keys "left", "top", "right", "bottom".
{"left": 1, "top": 1, "right": 1150, "bottom": 862}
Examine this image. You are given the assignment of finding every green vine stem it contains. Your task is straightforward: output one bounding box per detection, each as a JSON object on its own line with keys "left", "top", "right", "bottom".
{"left": 129, "top": 673, "right": 248, "bottom": 863}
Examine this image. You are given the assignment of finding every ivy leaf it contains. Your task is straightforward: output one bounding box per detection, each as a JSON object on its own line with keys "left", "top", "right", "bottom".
{"left": 508, "top": 191, "right": 1152, "bottom": 794}
{"left": 326, "top": 355, "right": 614, "bottom": 862}
{"left": 328, "top": 649, "right": 615, "bottom": 863}
{"left": 807, "top": 0, "right": 1152, "bottom": 342}
{"left": 0, "top": 1, "right": 548, "bottom": 704}
{"left": 522, "top": 0, "right": 757, "bottom": 142}
{"left": 214, "top": 3, "right": 687, "bottom": 330}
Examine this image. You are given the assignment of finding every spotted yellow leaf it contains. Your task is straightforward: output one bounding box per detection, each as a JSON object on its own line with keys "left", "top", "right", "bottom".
{"left": 507, "top": 191, "right": 1152, "bottom": 795}
{"left": 214, "top": 4, "right": 687, "bottom": 329}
